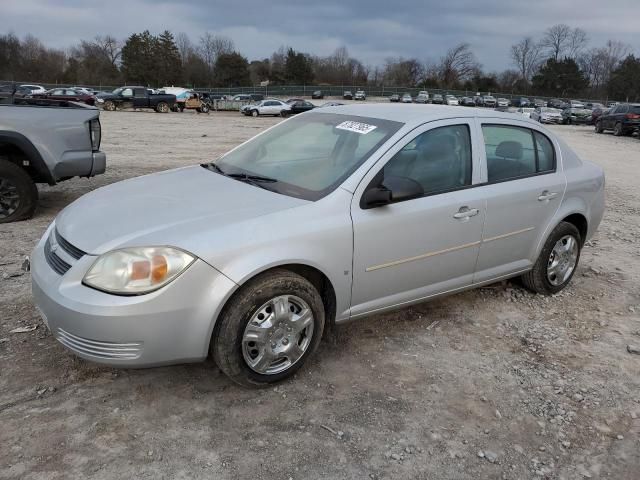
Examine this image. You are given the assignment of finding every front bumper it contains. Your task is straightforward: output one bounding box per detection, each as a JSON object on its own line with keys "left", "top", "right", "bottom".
{"left": 30, "top": 226, "right": 237, "bottom": 367}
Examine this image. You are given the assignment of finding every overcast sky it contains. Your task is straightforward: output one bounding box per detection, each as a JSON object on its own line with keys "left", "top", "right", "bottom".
{"left": 3, "top": 0, "right": 639, "bottom": 71}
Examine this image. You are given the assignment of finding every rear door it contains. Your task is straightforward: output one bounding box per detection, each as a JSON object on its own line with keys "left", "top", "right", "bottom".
{"left": 132, "top": 88, "right": 148, "bottom": 108}
{"left": 472, "top": 120, "right": 566, "bottom": 283}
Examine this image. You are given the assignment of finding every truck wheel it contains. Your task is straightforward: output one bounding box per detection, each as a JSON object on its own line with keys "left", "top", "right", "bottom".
{"left": 103, "top": 100, "right": 116, "bottom": 111}
{"left": 200, "top": 103, "right": 210, "bottom": 113}
{"left": 0, "top": 159, "right": 38, "bottom": 223}
{"left": 156, "top": 102, "right": 170, "bottom": 113}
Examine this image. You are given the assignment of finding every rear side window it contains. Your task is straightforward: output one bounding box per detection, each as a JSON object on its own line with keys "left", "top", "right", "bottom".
{"left": 482, "top": 125, "right": 555, "bottom": 182}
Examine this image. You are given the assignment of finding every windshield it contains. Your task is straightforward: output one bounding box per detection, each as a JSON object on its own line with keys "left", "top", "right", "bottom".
{"left": 112, "top": 88, "right": 123, "bottom": 94}
{"left": 213, "top": 112, "right": 403, "bottom": 201}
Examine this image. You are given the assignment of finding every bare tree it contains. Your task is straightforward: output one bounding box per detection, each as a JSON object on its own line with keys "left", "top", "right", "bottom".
{"left": 541, "top": 24, "right": 572, "bottom": 61}
{"left": 382, "top": 57, "right": 424, "bottom": 86}
{"left": 579, "top": 40, "right": 630, "bottom": 94}
{"left": 438, "top": 43, "right": 480, "bottom": 87}
{"left": 510, "top": 37, "right": 542, "bottom": 83}
{"left": 567, "top": 28, "right": 588, "bottom": 59}
{"left": 94, "top": 35, "right": 121, "bottom": 67}
{"left": 175, "top": 32, "right": 193, "bottom": 65}
{"left": 199, "top": 32, "right": 234, "bottom": 71}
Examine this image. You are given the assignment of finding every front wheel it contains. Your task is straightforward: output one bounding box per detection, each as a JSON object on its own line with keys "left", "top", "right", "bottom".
{"left": 280, "top": 110, "right": 289, "bottom": 117}
{"left": 521, "top": 222, "right": 581, "bottom": 295}
{"left": 251, "top": 109, "right": 259, "bottom": 117}
{"left": 200, "top": 103, "right": 210, "bottom": 113}
{"left": 156, "top": 102, "right": 169, "bottom": 113}
{"left": 103, "top": 100, "right": 116, "bottom": 111}
{"left": 595, "top": 121, "right": 604, "bottom": 133}
{"left": 212, "top": 269, "right": 325, "bottom": 387}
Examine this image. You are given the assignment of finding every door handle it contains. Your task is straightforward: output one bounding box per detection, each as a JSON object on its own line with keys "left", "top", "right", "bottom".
{"left": 538, "top": 190, "right": 559, "bottom": 201}
{"left": 453, "top": 206, "right": 480, "bottom": 219}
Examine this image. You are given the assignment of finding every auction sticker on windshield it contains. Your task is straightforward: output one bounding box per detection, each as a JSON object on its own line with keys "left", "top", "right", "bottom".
{"left": 336, "top": 121, "right": 377, "bottom": 134}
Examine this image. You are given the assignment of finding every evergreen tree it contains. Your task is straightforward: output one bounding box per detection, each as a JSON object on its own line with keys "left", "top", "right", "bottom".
{"left": 214, "top": 52, "right": 251, "bottom": 87}
{"left": 532, "top": 58, "right": 589, "bottom": 96}
{"left": 607, "top": 55, "right": 640, "bottom": 102}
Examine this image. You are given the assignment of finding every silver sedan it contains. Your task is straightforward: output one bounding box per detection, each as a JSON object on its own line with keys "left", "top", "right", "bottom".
{"left": 31, "top": 105, "right": 605, "bottom": 387}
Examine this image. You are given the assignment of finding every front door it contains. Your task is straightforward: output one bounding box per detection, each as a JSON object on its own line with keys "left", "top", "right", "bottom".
{"left": 350, "top": 120, "right": 486, "bottom": 318}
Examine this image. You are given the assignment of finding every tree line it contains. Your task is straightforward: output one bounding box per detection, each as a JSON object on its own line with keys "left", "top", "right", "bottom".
{"left": 0, "top": 25, "right": 638, "bottom": 101}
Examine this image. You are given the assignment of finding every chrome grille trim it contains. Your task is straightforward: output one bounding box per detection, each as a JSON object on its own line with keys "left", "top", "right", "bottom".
{"left": 44, "top": 235, "right": 71, "bottom": 275}
{"left": 55, "top": 229, "right": 86, "bottom": 260}
{"left": 57, "top": 328, "right": 142, "bottom": 360}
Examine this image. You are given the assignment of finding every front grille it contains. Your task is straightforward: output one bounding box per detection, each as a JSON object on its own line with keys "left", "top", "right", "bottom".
{"left": 55, "top": 229, "right": 86, "bottom": 259}
{"left": 57, "top": 328, "right": 142, "bottom": 360}
{"left": 44, "top": 235, "right": 71, "bottom": 275}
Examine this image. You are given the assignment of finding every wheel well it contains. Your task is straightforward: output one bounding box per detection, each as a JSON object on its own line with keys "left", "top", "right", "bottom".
{"left": 0, "top": 133, "right": 53, "bottom": 184}
{"left": 274, "top": 264, "right": 337, "bottom": 329}
{"left": 0, "top": 142, "right": 37, "bottom": 182}
{"left": 562, "top": 213, "right": 588, "bottom": 244}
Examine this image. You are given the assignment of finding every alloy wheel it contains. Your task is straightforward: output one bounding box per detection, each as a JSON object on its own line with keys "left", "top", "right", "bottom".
{"left": 0, "top": 177, "right": 20, "bottom": 220}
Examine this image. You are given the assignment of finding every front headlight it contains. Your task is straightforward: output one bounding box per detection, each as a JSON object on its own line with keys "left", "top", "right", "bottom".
{"left": 83, "top": 247, "right": 195, "bottom": 295}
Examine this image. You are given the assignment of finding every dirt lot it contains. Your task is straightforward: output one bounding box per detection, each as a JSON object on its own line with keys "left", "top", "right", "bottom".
{"left": 1, "top": 110, "right": 639, "bottom": 480}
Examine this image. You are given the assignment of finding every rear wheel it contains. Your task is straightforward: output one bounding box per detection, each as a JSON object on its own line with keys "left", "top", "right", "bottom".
{"left": 200, "top": 103, "right": 210, "bottom": 113}
{"left": 103, "top": 100, "right": 116, "bottom": 111}
{"left": 156, "top": 102, "right": 169, "bottom": 113}
{"left": 595, "top": 121, "right": 604, "bottom": 133}
{"left": 212, "top": 269, "right": 325, "bottom": 387}
{"left": 0, "top": 159, "right": 38, "bottom": 223}
{"left": 280, "top": 110, "right": 289, "bottom": 117}
{"left": 613, "top": 122, "right": 623, "bottom": 136}
{"left": 521, "top": 222, "right": 581, "bottom": 295}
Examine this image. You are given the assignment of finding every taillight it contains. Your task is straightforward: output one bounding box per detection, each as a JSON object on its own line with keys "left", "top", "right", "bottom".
{"left": 626, "top": 113, "right": 640, "bottom": 119}
{"left": 90, "top": 118, "right": 101, "bottom": 151}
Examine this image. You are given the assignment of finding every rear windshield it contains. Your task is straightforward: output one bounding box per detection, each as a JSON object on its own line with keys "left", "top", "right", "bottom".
{"left": 214, "top": 112, "right": 403, "bottom": 201}
{"left": 631, "top": 106, "right": 640, "bottom": 114}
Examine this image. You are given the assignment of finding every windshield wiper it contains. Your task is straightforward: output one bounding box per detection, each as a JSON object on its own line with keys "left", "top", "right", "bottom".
{"left": 227, "top": 173, "right": 278, "bottom": 183}
{"left": 201, "top": 162, "right": 226, "bottom": 175}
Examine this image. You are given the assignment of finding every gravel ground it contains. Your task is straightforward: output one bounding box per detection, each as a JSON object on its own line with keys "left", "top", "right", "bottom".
{"left": 1, "top": 110, "right": 639, "bottom": 480}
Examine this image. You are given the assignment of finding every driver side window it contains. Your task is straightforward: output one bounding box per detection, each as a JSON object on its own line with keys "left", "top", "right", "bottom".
{"left": 383, "top": 124, "right": 472, "bottom": 196}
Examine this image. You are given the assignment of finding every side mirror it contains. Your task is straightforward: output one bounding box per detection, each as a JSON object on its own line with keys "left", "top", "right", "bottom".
{"left": 361, "top": 175, "right": 424, "bottom": 209}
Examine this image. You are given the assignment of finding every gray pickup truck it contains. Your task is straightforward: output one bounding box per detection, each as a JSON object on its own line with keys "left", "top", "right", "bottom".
{"left": 0, "top": 98, "right": 106, "bottom": 223}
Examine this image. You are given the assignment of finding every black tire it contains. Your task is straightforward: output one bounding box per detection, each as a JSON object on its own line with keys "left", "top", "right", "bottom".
{"left": 212, "top": 269, "right": 325, "bottom": 387}
{"left": 251, "top": 109, "right": 259, "bottom": 117}
{"left": 280, "top": 110, "right": 289, "bottom": 117}
{"left": 200, "top": 103, "right": 210, "bottom": 114}
{"left": 155, "top": 102, "right": 169, "bottom": 113}
{"left": 103, "top": 100, "right": 115, "bottom": 111}
{"left": 521, "top": 221, "right": 581, "bottom": 295}
{"left": 0, "top": 159, "right": 38, "bottom": 223}
{"left": 595, "top": 121, "right": 604, "bottom": 133}
{"left": 613, "top": 122, "right": 623, "bottom": 136}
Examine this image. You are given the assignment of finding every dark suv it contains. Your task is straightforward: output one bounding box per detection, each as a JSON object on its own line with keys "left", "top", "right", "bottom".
{"left": 595, "top": 103, "right": 640, "bottom": 136}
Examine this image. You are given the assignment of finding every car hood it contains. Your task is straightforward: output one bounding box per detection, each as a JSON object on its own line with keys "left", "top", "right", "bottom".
{"left": 55, "top": 165, "right": 308, "bottom": 257}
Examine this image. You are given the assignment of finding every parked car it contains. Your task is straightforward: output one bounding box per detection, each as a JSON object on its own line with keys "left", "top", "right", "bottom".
{"left": 481, "top": 96, "right": 497, "bottom": 107}
{"left": 584, "top": 102, "right": 604, "bottom": 111}
{"left": 547, "top": 98, "right": 568, "bottom": 109}
{"left": 319, "top": 102, "right": 344, "bottom": 107}
{"left": 514, "top": 97, "right": 532, "bottom": 108}
{"left": 401, "top": 93, "right": 413, "bottom": 103}
{"left": 533, "top": 99, "right": 546, "bottom": 108}
{"left": 496, "top": 98, "right": 510, "bottom": 108}
{"left": 19, "top": 84, "right": 46, "bottom": 95}
{"left": 495, "top": 106, "right": 519, "bottom": 114}
{"left": 445, "top": 95, "right": 459, "bottom": 106}
{"left": 241, "top": 99, "right": 291, "bottom": 117}
{"left": 288, "top": 100, "right": 315, "bottom": 115}
{"left": 285, "top": 98, "right": 305, "bottom": 105}
{"left": 0, "top": 84, "right": 37, "bottom": 102}
{"left": 343, "top": 91, "right": 353, "bottom": 100}
{"left": 32, "top": 88, "right": 96, "bottom": 106}
{"left": 418, "top": 90, "right": 429, "bottom": 97}
{"left": 607, "top": 101, "right": 619, "bottom": 108}
{"left": 414, "top": 93, "right": 429, "bottom": 104}
{"left": 179, "top": 92, "right": 210, "bottom": 113}
{"left": 460, "top": 97, "right": 476, "bottom": 107}
{"left": 0, "top": 99, "right": 105, "bottom": 223}
{"left": 517, "top": 107, "right": 535, "bottom": 118}
{"left": 432, "top": 94, "right": 444, "bottom": 104}
{"left": 530, "top": 107, "right": 563, "bottom": 124}
{"left": 595, "top": 103, "right": 640, "bottom": 136}
{"left": 232, "top": 94, "right": 264, "bottom": 102}
{"left": 388, "top": 94, "right": 400, "bottom": 103}
{"left": 30, "top": 105, "right": 605, "bottom": 387}
{"left": 99, "top": 86, "right": 176, "bottom": 113}
{"left": 354, "top": 90, "right": 366, "bottom": 101}
{"left": 569, "top": 100, "right": 585, "bottom": 109}
{"left": 561, "top": 107, "right": 591, "bottom": 125}
{"left": 590, "top": 107, "right": 609, "bottom": 125}
{"left": 311, "top": 90, "right": 324, "bottom": 99}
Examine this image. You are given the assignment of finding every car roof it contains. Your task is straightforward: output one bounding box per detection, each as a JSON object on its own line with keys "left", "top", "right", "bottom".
{"left": 314, "top": 103, "right": 532, "bottom": 127}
